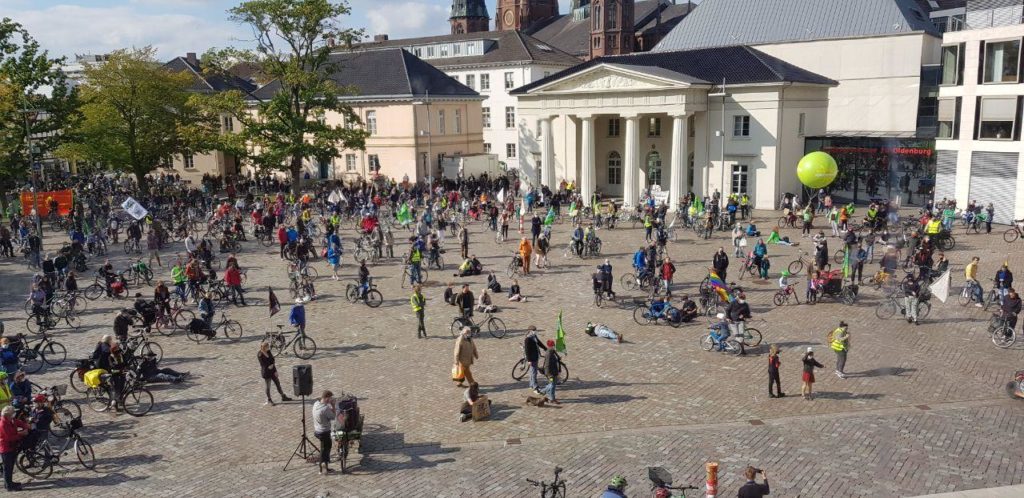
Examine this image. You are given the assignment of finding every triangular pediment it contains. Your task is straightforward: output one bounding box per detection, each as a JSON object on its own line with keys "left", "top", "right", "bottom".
{"left": 527, "top": 64, "right": 698, "bottom": 94}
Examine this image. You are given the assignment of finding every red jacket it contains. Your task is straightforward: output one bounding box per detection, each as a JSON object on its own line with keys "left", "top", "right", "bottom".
{"left": 277, "top": 226, "right": 288, "bottom": 244}
{"left": 661, "top": 261, "right": 676, "bottom": 280}
{"left": 0, "top": 417, "right": 28, "bottom": 453}
{"left": 224, "top": 266, "right": 242, "bottom": 286}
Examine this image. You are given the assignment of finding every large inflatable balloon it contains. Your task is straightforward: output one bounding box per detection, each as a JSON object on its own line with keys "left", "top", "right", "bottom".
{"left": 797, "top": 151, "right": 838, "bottom": 189}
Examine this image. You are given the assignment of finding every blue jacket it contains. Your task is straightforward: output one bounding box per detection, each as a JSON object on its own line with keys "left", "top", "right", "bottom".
{"left": 633, "top": 250, "right": 646, "bottom": 270}
{"left": 286, "top": 228, "right": 299, "bottom": 243}
{"left": 601, "top": 489, "right": 627, "bottom": 498}
{"left": 289, "top": 304, "right": 306, "bottom": 326}
{"left": 753, "top": 243, "right": 767, "bottom": 257}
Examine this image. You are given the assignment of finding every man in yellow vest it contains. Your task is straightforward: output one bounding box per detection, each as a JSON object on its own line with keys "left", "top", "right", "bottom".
{"left": 410, "top": 284, "right": 426, "bottom": 339}
{"left": 829, "top": 321, "right": 850, "bottom": 379}
{"left": 925, "top": 216, "right": 942, "bottom": 235}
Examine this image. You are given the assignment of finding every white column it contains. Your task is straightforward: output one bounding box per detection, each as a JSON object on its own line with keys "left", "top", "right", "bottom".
{"left": 623, "top": 115, "right": 639, "bottom": 208}
{"left": 540, "top": 117, "right": 554, "bottom": 189}
{"left": 580, "top": 116, "right": 595, "bottom": 207}
{"left": 669, "top": 113, "right": 688, "bottom": 211}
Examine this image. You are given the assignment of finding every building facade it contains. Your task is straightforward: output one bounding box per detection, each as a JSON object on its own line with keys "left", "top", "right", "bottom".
{"left": 935, "top": 0, "right": 1024, "bottom": 224}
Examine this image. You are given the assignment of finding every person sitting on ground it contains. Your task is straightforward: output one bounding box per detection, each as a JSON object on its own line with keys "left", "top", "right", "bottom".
{"left": 138, "top": 352, "right": 188, "bottom": 383}
{"left": 458, "top": 382, "right": 490, "bottom": 422}
{"left": 476, "top": 288, "right": 496, "bottom": 313}
{"left": 455, "top": 255, "right": 482, "bottom": 277}
{"left": 746, "top": 222, "right": 760, "bottom": 237}
{"left": 486, "top": 272, "right": 502, "bottom": 294}
{"left": 766, "top": 227, "right": 794, "bottom": 246}
{"left": 508, "top": 279, "right": 525, "bottom": 302}
{"left": 679, "top": 295, "right": 698, "bottom": 322}
{"left": 443, "top": 282, "right": 457, "bottom": 305}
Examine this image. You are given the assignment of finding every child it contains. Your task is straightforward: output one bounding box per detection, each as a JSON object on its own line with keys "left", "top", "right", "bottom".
{"left": 710, "top": 313, "right": 731, "bottom": 351}
{"left": 778, "top": 270, "right": 791, "bottom": 290}
{"left": 759, "top": 256, "right": 771, "bottom": 280}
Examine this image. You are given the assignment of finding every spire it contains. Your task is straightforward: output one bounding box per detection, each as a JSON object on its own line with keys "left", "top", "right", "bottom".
{"left": 450, "top": 0, "right": 490, "bottom": 34}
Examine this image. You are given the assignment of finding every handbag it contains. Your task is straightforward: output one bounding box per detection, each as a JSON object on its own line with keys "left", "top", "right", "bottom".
{"left": 451, "top": 363, "right": 465, "bottom": 382}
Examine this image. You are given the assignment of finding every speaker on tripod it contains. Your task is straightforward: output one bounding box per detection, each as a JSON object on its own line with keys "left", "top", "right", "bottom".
{"left": 283, "top": 364, "right": 318, "bottom": 471}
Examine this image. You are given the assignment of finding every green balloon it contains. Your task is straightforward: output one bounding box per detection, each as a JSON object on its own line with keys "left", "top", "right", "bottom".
{"left": 797, "top": 151, "right": 838, "bottom": 189}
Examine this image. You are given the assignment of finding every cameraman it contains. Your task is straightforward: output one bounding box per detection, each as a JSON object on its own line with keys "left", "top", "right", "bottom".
{"left": 738, "top": 466, "right": 770, "bottom": 497}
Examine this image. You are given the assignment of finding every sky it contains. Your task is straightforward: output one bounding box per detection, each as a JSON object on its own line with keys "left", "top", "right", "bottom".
{"left": 0, "top": 0, "right": 520, "bottom": 60}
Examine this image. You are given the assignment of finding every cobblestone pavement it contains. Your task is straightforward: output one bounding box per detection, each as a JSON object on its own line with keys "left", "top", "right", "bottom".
{"left": 1, "top": 210, "right": 1023, "bottom": 497}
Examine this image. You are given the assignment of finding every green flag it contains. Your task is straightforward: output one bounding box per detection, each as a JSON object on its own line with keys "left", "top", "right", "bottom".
{"left": 555, "top": 311, "right": 567, "bottom": 355}
{"left": 693, "top": 197, "right": 704, "bottom": 214}
{"left": 544, "top": 207, "right": 555, "bottom": 226}
{"left": 842, "top": 246, "right": 851, "bottom": 279}
{"left": 396, "top": 202, "right": 412, "bottom": 225}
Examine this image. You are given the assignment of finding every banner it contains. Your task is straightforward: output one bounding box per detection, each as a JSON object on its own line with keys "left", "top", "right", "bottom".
{"left": 20, "top": 190, "right": 73, "bottom": 217}
{"left": 121, "top": 197, "right": 149, "bottom": 220}
{"left": 930, "top": 269, "right": 951, "bottom": 303}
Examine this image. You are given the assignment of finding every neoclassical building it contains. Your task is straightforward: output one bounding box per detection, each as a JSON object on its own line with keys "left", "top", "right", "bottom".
{"left": 512, "top": 46, "right": 837, "bottom": 209}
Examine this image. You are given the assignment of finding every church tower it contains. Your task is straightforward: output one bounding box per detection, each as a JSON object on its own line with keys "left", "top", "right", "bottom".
{"left": 450, "top": 0, "right": 490, "bottom": 34}
{"left": 590, "top": 0, "right": 633, "bottom": 58}
{"left": 495, "top": 0, "right": 558, "bottom": 31}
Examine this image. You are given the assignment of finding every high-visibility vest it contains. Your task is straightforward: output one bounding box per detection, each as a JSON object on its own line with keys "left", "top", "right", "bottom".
{"left": 830, "top": 328, "right": 847, "bottom": 352}
{"left": 410, "top": 293, "right": 425, "bottom": 312}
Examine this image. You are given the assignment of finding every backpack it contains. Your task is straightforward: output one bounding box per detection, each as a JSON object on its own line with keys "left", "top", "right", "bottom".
{"left": 335, "top": 395, "right": 360, "bottom": 433}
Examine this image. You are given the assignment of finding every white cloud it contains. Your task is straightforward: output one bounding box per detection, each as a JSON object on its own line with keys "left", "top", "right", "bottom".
{"left": 365, "top": 1, "right": 448, "bottom": 39}
{"left": 5, "top": 4, "right": 249, "bottom": 60}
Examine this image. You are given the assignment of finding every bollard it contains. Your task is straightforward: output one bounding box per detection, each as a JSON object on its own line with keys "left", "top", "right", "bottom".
{"left": 706, "top": 462, "right": 719, "bottom": 498}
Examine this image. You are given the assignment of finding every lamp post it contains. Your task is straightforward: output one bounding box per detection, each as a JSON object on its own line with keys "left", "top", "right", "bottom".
{"left": 21, "top": 107, "right": 45, "bottom": 237}
{"left": 413, "top": 90, "right": 433, "bottom": 185}
{"left": 708, "top": 78, "right": 727, "bottom": 207}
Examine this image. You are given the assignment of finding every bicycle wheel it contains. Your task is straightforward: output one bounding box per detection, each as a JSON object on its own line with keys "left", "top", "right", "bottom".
{"left": 633, "top": 307, "right": 652, "bottom": 325}
{"left": 985, "top": 291, "right": 998, "bottom": 311}
{"left": 345, "top": 285, "right": 359, "bottom": 303}
{"left": 123, "top": 386, "right": 154, "bottom": 416}
{"left": 777, "top": 217, "right": 789, "bottom": 228}
{"left": 594, "top": 292, "right": 603, "bottom": 308}
{"left": 63, "top": 313, "right": 82, "bottom": 329}
{"left": 558, "top": 364, "right": 569, "bottom": 384}
{"left": 218, "top": 320, "right": 241, "bottom": 341}
{"left": 839, "top": 287, "right": 856, "bottom": 305}
{"left": 700, "top": 334, "right": 715, "bottom": 351}
{"left": 1004, "top": 228, "right": 1020, "bottom": 243}
{"left": 772, "top": 293, "right": 785, "bottom": 306}
{"left": 742, "top": 328, "right": 762, "bottom": 347}
{"left": 268, "top": 334, "right": 287, "bottom": 357}
{"left": 620, "top": 273, "right": 638, "bottom": 291}
{"left": 875, "top": 300, "right": 897, "bottom": 319}
{"left": 787, "top": 260, "right": 804, "bottom": 275}
{"left": 667, "top": 308, "right": 684, "bottom": 328}
{"left": 365, "top": 289, "right": 383, "bottom": 308}
{"left": 76, "top": 437, "right": 96, "bottom": 470}
{"left": 87, "top": 388, "right": 112, "bottom": 413}
{"left": 69, "top": 370, "right": 86, "bottom": 394}
{"left": 957, "top": 288, "right": 971, "bottom": 306}
{"left": 450, "top": 317, "right": 470, "bottom": 337}
{"left": 486, "top": 317, "right": 507, "bottom": 338}
{"left": 293, "top": 335, "right": 317, "bottom": 360}
{"left": 302, "top": 266, "right": 319, "bottom": 280}
{"left": 993, "top": 325, "right": 1016, "bottom": 348}
{"left": 57, "top": 399, "right": 82, "bottom": 421}
{"left": 141, "top": 341, "right": 163, "bottom": 362}
{"left": 84, "top": 283, "right": 104, "bottom": 300}
{"left": 25, "top": 315, "right": 42, "bottom": 335}
{"left": 173, "top": 309, "right": 196, "bottom": 329}
{"left": 339, "top": 438, "right": 349, "bottom": 474}
{"left": 17, "top": 448, "right": 52, "bottom": 479}
{"left": 511, "top": 358, "right": 528, "bottom": 381}
{"left": 186, "top": 326, "right": 206, "bottom": 343}
{"left": 20, "top": 350, "right": 43, "bottom": 374}
{"left": 834, "top": 249, "right": 845, "bottom": 264}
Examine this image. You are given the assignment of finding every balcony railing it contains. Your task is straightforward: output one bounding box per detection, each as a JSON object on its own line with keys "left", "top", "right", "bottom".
{"left": 949, "top": 5, "right": 1024, "bottom": 31}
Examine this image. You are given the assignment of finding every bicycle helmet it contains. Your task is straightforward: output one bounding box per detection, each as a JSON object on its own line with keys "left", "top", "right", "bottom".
{"left": 0, "top": 372, "right": 8, "bottom": 381}
{"left": 609, "top": 476, "right": 627, "bottom": 489}
{"left": 32, "top": 394, "right": 46, "bottom": 404}
{"left": 716, "top": 313, "right": 725, "bottom": 320}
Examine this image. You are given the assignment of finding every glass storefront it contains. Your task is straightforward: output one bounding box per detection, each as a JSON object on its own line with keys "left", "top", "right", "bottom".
{"left": 803, "top": 136, "right": 936, "bottom": 206}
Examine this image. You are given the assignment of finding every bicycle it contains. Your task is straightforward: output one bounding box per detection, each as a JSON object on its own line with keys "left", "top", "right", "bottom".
{"left": 153, "top": 301, "right": 196, "bottom": 336}
{"left": 787, "top": 250, "right": 814, "bottom": 275}
{"left": 512, "top": 353, "right": 570, "bottom": 385}
{"left": 263, "top": 324, "right": 317, "bottom": 359}
{"left": 123, "top": 237, "right": 142, "bottom": 255}
{"left": 633, "top": 302, "right": 685, "bottom": 327}
{"left": 507, "top": 253, "right": 524, "bottom": 278}
{"left": 36, "top": 384, "right": 82, "bottom": 436}
{"left": 15, "top": 332, "right": 67, "bottom": 374}
{"left": 649, "top": 467, "right": 700, "bottom": 498}
{"left": 450, "top": 310, "right": 507, "bottom": 339}
{"left": 186, "top": 312, "right": 243, "bottom": 343}
{"left": 1003, "top": 220, "right": 1024, "bottom": 243}
{"left": 957, "top": 279, "right": 998, "bottom": 309}
{"left": 122, "top": 258, "right": 153, "bottom": 286}
{"left": 525, "top": 466, "right": 567, "bottom": 498}
{"left": 26, "top": 309, "right": 80, "bottom": 334}
{"left": 989, "top": 312, "right": 1017, "bottom": 349}
{"left": 345, "top": 280, "right": 383, "bottom": 307}
{"left": 400, "top": 264, "right": 428, "bottom": 288}
{"left": 772, "top": 283, "right": 801, "bottom": 306}
{"left": 16, "top": 416, "right": 95, "bottom": 479}
{"left": 125, "top": 328, "right": 164, "bottom": 362}
{"left": 86, "top": 373, "right": 154, "bottom": 417}
{"left": 875, "top": 291, "right": 932, "bottom": 320}
{"left": 699, "top": 324, "right": 745, "bottom": 355}
{"left": 621, "top": 269, "right": 657, "bottom": 292}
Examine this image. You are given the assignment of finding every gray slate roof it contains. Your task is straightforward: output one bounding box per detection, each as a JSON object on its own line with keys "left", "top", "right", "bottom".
{"left": 352, "top": 30, "right": 580, "bottom": 69}
{"left": 527, "top": 0, "right": 694, "bottom": 58}
{"left": 653, "top": 0, "right": 941, "bottom": 53}
{"left": 511, "top": 45, "right": 837, "bottom": 94}
{"left": 163, "top": 56, "right": 257, "bottom": 94}
{"left": 250, "top": 49, "right": 480, "bottom": 101}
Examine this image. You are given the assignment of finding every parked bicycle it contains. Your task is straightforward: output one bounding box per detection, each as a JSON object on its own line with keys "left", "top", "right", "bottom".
{"left": 772, "top": 282, "right": 801, "bottom": 306}
{"left": 525, "top": 466, "right": 567, "bottom": 498}
{"left": 450, "top": 311, "right": 507, "bottom": 338}
{"left": 15, "top": 332, "right": 67, "bottom": 374}
{"left": 648, "top": 467, "right": 700, "bottom": 498}
{"left": 86, "top": 373, "right": 155, "bottom": 417}
{"left": 16, "top": 416, "right": 95, "bottom": 479}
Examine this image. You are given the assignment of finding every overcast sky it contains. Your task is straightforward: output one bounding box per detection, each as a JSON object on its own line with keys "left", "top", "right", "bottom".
{"left": 0, "top": 0, "right": 585, "bottom": 60}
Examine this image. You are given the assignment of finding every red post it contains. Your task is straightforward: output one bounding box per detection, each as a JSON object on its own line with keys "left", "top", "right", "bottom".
{"left": 706, "top": 462, "right": 719, "bottom": 498}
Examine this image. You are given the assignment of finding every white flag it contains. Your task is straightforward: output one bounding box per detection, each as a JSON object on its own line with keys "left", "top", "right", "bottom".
{"left": 497, "top": 188, "right": 506, "bottom": 203}
{"left": 328, "top": 190, "right": 342, "bottom": 204}
{"left": 121, "top": 196, "right": 149, "bottom": 220}
{"left": 930, "top": 269, "right": 951, "bottom": 303}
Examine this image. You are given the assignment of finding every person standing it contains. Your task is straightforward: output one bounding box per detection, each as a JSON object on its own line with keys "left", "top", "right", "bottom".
{"left": 518, "top": 237, "right": 532, "bottom": 275}
{"left": 768, "top": 345, "right": 783, "bottom": 398}
{"left": 258, "top": 342, "right": 293, "bottom": 406}
{"left": 224, "top": 262, "right": 246, "bottom": 306}
{"left": 312, "top": 390, "right": 336, "bottom": 474}
{"left": 411, "top": 284, "right": 427, "bottom": 338}
{"left": 713, "top": 247, "right": 729, "bottom": 283}
{"left": 903, "top": 274, "right": 921, "bottom": 325}
{"left": 0, "top": 406, "right": 28, "bottom": 491}
{"left": 661, "top": 256, "right": 676, "bottom": 297}
{"left": 542, "top": 339, "right": 561, "bottom": 404}
{"left": 830, "top": 321, "right": 850, "bottom": 379}
{"left": 801, "top": 347, "right": 825, "bottom": 400}
{"left": 530, "top": 213, "right": 542, "bottom": 246}
{"left": 738, "top": 466, "right": 771, "bottom": 498}
{"left": 453, "top": 327, "right": 478, "bottom": 387}
{"left": 146, "top": 230, "right": 162, "bottom": 268}
{"left": 523, "top": 326, "right": 547, "bottom": 392}
{"left": 459, "top": 224, "right": 470, "bottom": 260}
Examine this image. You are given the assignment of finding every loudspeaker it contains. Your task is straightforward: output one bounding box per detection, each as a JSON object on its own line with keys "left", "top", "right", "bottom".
{"left": 292, "top": 364, "right": 313, "bottom": 396}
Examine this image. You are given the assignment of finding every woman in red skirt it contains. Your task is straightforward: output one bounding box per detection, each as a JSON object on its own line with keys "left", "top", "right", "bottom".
{"left": 801, "top": 347, "right": 825, "bottom": 400}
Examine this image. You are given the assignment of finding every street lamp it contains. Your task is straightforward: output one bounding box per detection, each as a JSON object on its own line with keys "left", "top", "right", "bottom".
{"left": 708, "top": 78, "right": 727, "bottom": 207}
{"left": 21, "top": 107, "right": 46, "bottom": 237}
{"left": 412, "top": 90, "right": 433, "bottom": 185}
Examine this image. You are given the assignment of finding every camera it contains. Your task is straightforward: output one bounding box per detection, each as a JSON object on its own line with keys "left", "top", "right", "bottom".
{"left": 754, "top": 468, "right": 764, "bottom": 474}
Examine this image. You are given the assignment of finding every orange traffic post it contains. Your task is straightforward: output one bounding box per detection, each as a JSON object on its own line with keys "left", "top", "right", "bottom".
{"left": 705, "top": 462, "right": 719, "bottom": 498}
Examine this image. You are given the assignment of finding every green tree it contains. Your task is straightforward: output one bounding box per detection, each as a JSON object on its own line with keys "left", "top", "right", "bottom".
{"left": 57, "top": 47, "right": 233, "bottom": 192}
{"left": 0, "top": 18, "right": 79, "bottom": 197}
{"left": 205, "top": 0, "right": 369, "bottom": 194}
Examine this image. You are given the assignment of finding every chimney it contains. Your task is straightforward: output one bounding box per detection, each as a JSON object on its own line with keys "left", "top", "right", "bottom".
{"left": 374, "top": 34, "right": 390, "bottom": 42}
{"left": 186, "top": 52, "right": 198, "bottom": 67}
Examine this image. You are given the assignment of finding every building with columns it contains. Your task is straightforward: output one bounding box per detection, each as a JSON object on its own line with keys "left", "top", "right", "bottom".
{"left": 512, "top": 46, "right": 837, "bottom": 209}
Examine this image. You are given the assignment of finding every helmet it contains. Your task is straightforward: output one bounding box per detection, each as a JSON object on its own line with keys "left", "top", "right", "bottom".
{"left": 609, "top": 476, "right": 627, "bottom": 489}
{"left": 655, "top": 488, "right": 672, "bottom": 498}
{"left": 0, "top": 372, "right": 9, "bottom": 380}
{"left": 32, "top": 394, "right": 46, "bottom": 404}
{"left": 716, "top": 313, "right": 725, "bottom": 319}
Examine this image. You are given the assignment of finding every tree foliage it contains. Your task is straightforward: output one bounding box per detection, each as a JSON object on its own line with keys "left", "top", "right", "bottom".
{"left": 205, "top": 0, "right": 369, "bottom": 192}
{"left": 57, "top": 47, "right": 236, "bottom": 191}
{"left": 0, "top": 17, "right": 79, "bottom": 192}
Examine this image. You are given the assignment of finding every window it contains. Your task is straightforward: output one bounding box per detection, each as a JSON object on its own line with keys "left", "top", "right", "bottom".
{"left": 345, "top": 154, "right": 356, "bottom": 171}
{"left": 480, "top": 74, "right": 490, "bottom": 91}
{"left": 222, "top": 116, "right": 234, "bottom": 132}
{"left": 505, "top": 106, "right": 515, "bottom": 129}
{"left": 593, "top": 2, "right": 601, "bottom": 30}
{"left": 647, "top": 117, "right": 661, "bottom": 137}
{"left": 940, "top": 44, "right": 963, "bottom": 85}
{"left": 609, "top": 36, "right": 617, "bottom": 49}
{"left": 733, "top": 115, "right": 750, "bottom": 137}
{"left": 978, "top": 96, "right": 1017, "bottom": 140}
{"left": 368, "top": 154, "right": 381, "bottom": 172}
{"left": 937, "top": 98, "right": 960, "bottom": 139}
{"left": 607, "top": 0, "right": 617, "bottom": 29}
{"left": 467, "top": 43, "right": 476, "bottom": 55}
{"left": 504, "top": 72, "right": 514, "bottom": 89}
{"left": 455, "top": 109, "right": 462, "bottom": 134}
{"left": 646, "top": 151, "right": 662, "bottom": 186}
{"left": 426, "top": 46, "right": 434, "bottom": 57}
{"left": 798, "top": 113, "right": 806, "bottom": 136}
{"left": 506, "top": 143, "right": 517, "bottom": 158}
{"left": 440, "top": 44, "right": 449, "bottom": 57}
{"left": 183, "top": 153, "right": 195, "bottom": 169}
{"left": 983, "top": 39, "right": 1021, "bottom": 83}
{"left": 731, "top": 164, "right": 749, "bottom": 195}
{"left": 482, "top": 107, "right": 491, "bottom": 129}
{"left": 438, "top": 110, "right": 445, "bottom": 135}
{"left": 483, "top": 143, "right": 491, "bottom": 154}
{"left": 366, "top": 110, "right": 377, "bottom": 135}
{"left": 453, "top": 44, "right": 461, "bottom": 55}
{"left": 465, "top": 74, "right": 475, "bottom": 90}
{"left": 594, "top": 36, "right": 601, "bottom": 49}
{"left": 607, "top": 151, "right": 622, "bottom": 185}
{"left": 413, "top": 47, "right": 422, "bottom": 57}
{"left": 608, "top": 118, "right": 620, "bottom": 137}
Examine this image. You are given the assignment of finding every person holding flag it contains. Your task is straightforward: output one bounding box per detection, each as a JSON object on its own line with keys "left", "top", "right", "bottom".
{"left": 542, "top": 339, "right": 562, "bottom": 405}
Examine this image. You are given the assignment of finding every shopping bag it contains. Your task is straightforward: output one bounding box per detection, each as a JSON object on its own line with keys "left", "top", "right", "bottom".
{"left": 451, "top": 364, "right": 465, "bottom": 382}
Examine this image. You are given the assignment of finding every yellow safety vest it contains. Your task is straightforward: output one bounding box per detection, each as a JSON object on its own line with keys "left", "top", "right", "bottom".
{"left": 925, "top": 219, "right": 941, "bottom": 235}
{"left": 410, "top": 249, "right": 422, "bottom": 263}
{"left": 830, "top": 328, "right": 847, "bottom": 352}
{"left": 410, "top": 293, "right": 425, "bottom": 312}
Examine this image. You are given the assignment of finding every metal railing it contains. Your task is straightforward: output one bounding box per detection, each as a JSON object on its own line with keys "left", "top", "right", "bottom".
{"left": 948, "top": 6, "right": 1024, "bottom": 31}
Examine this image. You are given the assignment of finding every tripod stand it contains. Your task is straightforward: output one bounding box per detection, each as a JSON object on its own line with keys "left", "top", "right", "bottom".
{"left": 283, "top": 394, "right": 320, "bottom": 471}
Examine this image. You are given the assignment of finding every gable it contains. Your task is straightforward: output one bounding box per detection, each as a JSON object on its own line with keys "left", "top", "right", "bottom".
{"left": 527, "top": 65, "right": 695, "bottom": 94}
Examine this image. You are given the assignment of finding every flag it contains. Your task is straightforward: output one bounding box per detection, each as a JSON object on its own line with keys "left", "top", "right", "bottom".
{"left": 268, "top": 287, "right": 281, "bottom": 316}
{"left": 708, "top": 271, "right": 733, "bottom": 303}
{"left": 497, "top": 188, "right": 506, "bottom": 203}
{"left": 396, "top": 202, "right": 412, "bottom": 226}
{"left": 121, "top": 196, "right": 149, "bottom": 220}
{"left": 842, "top": 246, "right": 851, "bottom": 279}
{"left": 930, "top": 269, "right": 951, "bottom": 303}
{"left": 544, "top": 207, "right": 555, "bottom": 226}
{"left": 568, "top": 201, "right": 577, "bottom": 217}
{"left": 555, "top": 311, "right": 567, "bottom": 355}
{"left": 692, "top": 197, "right": 704, "bottom": 214}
